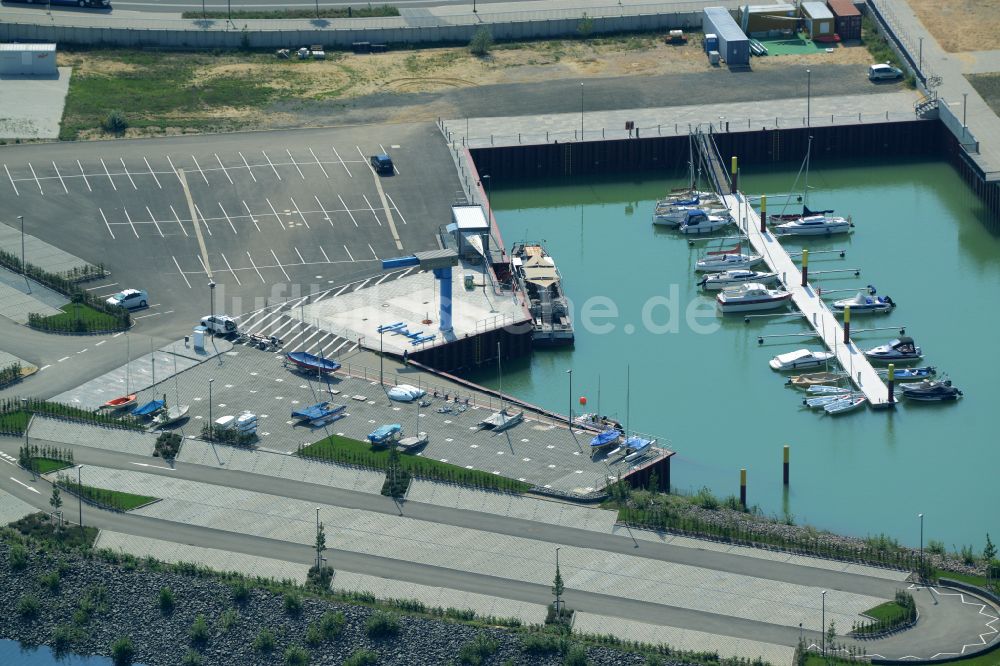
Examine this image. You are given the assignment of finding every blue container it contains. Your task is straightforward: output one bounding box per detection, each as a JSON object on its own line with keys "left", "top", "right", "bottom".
{"left": 702, "top": 7, "right": 750, "bottom": 66}
{"left": 705, "top": 33, "right": 719, "bottom": 52}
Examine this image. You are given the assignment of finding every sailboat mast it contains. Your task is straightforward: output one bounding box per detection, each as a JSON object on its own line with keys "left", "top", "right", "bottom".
{"left": 125, "top": 332, "right": 131, "bottom": 395}
{"left": 496, "top": 341, "right": 503, "bottom": 411}
{"left": 597, "top": 376, "right": 601, "bottom": 417}
{"left": 625, "top": 365, "right": 630, "bottom": 438}
{"left": 804, "top": 136, "right": 813, "bottom": 209}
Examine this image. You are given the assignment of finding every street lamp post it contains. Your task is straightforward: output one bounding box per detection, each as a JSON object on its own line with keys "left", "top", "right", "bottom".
{"left": 918, "top": 37, "right": 923, "bottom": 72}
{"left": 806, "top": 69, "right": 811, "bottom": 127}
{"left": 379, "top": 327, "right": 384, "bottom": 387}
{"left": 566, "top": 369, "right": 573, "bottom": 429}
{"left": 208, "top": 281, "right": 216, "bottom": 328}
{"left": 17, "top": 215, "right": 29, "bottom": 293}
{"left": 821, "top": 590, "right": 827, "bottom": 655}
{"left": 580, "top": 83, "right": 584, "bottom": 140}
{"left": 315, "top": 506, "right": 321, "bottom": 569}
{"left": 201, "top": 0, "right": 205, "bottom": 19}
{"left": 78, "top": 465, "right": 83, "bottom": 530}
{"left": 21, "top": 398, "right": 32, "bottom": 479}
{"left": 555, "top": 547, "right": 562, "bottom": 616}
{"left": 918, "top": 512, "right": 925, "bottom": 576}
{"left": 208, "top": 378, "right": 215, "bottom": 439}
{"left": 962, "top": 92, "right": 969, "bottom": 139}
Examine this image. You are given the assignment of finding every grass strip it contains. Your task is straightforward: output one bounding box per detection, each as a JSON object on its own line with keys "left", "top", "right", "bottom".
{"left": 56, "top": 479, "right": 157, "bottom": 512}
{"left": 32, "top": 458, "right": 73, "bottom": 474}
{"left": 299, "top": 434, "right": 531, "bottom": 493}
{"left": 29, "top": 302, "right": 129, "bottom": 333}
{"left": 181, "top": 6, "right": 398, "bottom": 19}
{"left": 861, "top": 600, "right": 907, "bottom": 623}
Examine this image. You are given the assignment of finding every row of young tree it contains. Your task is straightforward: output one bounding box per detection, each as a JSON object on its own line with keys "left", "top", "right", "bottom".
{"left": 0, "top": 362, "right": 22, "bottom": 388}
{"left": 0, "top": 397, "right": 142, "bottom": 433}
{"left": 852, "top": 590, "right": 917, "bottom": 637}
{"left": 17, "top": 443, "right": 75, "bottom": 467}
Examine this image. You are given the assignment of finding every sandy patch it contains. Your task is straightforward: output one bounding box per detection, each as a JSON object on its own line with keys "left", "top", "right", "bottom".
{"left": 908, "top": 0, "right": 1000, "bottom": 53}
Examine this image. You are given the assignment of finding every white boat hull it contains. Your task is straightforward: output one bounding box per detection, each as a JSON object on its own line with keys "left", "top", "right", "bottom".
{"left": 776, "top": 222, "right": 852, "bottom": 236}
{"left": 680, "top": 220, "right": 730, "bottom": 234}
{"left": 717, "top": 297, "right": 791, "bottom": 313}
{"left": 695, "top": 255, "right": 764, "bottom": 272}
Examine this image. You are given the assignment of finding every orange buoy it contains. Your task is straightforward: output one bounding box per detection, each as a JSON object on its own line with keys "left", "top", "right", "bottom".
{"left": 579, "top": 396, "right": 587, "bottom": 405}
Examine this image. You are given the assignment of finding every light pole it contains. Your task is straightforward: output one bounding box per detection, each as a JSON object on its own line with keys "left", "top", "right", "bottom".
{"left": 918, "top": 37, "right": 923, "bottom": 72}
{"left": 963, "top": 92, "right": 969, "bottom": 139}
{"left": 315, "top": 0, "right": 319, "bottom": 19}
{"left": 18, "top": 215, "right": 29, "bottom": 293}
{"left": 555, "top": 547, "right": 562, "bottom": 616}
{"left": 208, "top": 378, "right": 214, "bottom": 439}
{"left": 821, "top": 590, "right": 827, "bottom": 655}
{"left": 208, "top": 281, "right": 216, "bottom": 326}
{"left": 918, "top": 512, "right": 925, "bottom": 576}
{"left": 315, "top": 506, "right": 321, "bottom": 569}
{"left": 21, "top": 398, "right": 33, "bottom": 480}
{"left": 580, "top": 83, "right": 584, "bottom": 141}
{"left": 379, "top": 327, "right": 384, "bottom": 387}
{"left": 566, "top": 369, "right": 573, "bottom": 429}
{"left": 201, "top": 0, "right": 205, "bottom": 19}
{"left": 806, "top": 69, "right": 811, "bottom": 127}
{"left": 77, "top": 465, "right": 83, "bottom": 530}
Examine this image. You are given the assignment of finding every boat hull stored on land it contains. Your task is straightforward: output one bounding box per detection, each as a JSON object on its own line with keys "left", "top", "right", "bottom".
{"left": 287, "top": 351, "right": 341, "bottom": 374}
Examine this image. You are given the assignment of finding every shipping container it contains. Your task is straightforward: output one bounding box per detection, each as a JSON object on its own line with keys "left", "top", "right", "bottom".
{"left": 738, "top": 3, "right": 798, "bottom": 38}
{"left": 802, "top": 1, "right": 836, "bottom": 41}
{"left": 827, "top": 0, "right": 862, "bottom": 41}
{"left": 702, "top": 7, "right": 751, "bottom": 67}
{"left": 704, "top": 33, "right": 719, "bottom": 52}
{"left": 0, "top": 43, "right": 57, "bottom": 77}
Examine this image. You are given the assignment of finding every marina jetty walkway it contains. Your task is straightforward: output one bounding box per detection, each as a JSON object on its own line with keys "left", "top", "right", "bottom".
{"left": 724, "top": 194, "right": 891, "bottom": 407}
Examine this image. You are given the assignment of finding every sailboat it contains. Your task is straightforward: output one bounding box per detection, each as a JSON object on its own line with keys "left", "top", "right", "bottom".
{"left": 132, "top": 341, "right": 165, "bottom": 418}
{"left": 152, "top": 347, "right": 190, "bottom": 428}
{"left": 479, "top": 342, "right": 523, "bottom": 431}
{"left": 620, "top": 366, "right": 655, "bottom": 462}
{"left": 768, "top": 137, "right": 850, "bottom": 233}
{"left": 103, "top": 332, "right": 136, "bottom": 410}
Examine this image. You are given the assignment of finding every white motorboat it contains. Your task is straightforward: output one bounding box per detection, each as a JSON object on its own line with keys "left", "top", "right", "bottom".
{"left": 679, "top": 210, "right": 731, "bottom": 235}
{"left": 699, "top": 270, "right": 779, "bottom": 290}
{"left": 769, "top": 349, "right": 836, "bottom": 371}
{"left": 716, "top": 283, "right": 792, "bottom": 313}
{"left": 824, "top": 395, "right": 867, "bottom": 414}
{"left": 899, "top": 379, "right": 963, "bottom": 402}
{"left": 652, "top": 205, "right": 728, "bottom": 226}
{"left": 775, "top": 214, "right": 852, "bottom": 236}
{"left": 865, "top": 336, "right": 922, "bottom": 363}
{"left": 695, "top": 252, "right": 764, "bottom": 272}
{"left": 831, "top": 292, "right": 896, "bottom": 314}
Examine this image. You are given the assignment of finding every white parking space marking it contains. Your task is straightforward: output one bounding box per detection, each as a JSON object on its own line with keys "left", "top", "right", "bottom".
{"left": 215, "top": 154, "right": 234, "bottom": 185}
{"left": 165, "top": 155, "right": 184, "bottom": 186}
{"left": 100, "top": 158, "right": 118, "bottom": 191}
{"left": 355, "top": 278, "right": 371, "bottom": 291}
{"left": 299, "top": 330, "right": 322, "bottom": 348}
{"left": 52, "top": 161, "right": 68, "bottom": 194}
{"left": 265, "top": 197, "right": 286, "bottom": 230}
{"left": 172, "top": 256, "right": 192, "bottom": 288}
{"left": 314, "top": 195, "right": 334, "bottom": 227}
{"left": 143, "top": 156, "right": 162, "bottom": 189}
{"left": 146, "top": 206, "right": 164, "bottom": 238}
{"left": 318, "top": 246, "right": 331, "bottom": 263}
{"left": 261, "top": 150, "right": 282, "bottom": 181}
{"left": 86, "top": 282, "right": 117, "bottom": 291}
{"left": 191, "top": 155, "right": 210, "bottom": 185}
{"left": 123, "top": 208, "right": 140, "bottom": 239}
{"left": 270, "top": 250, "right": 291, "bottom": 281}
{"left": 343, "top": 245, "right": 355, "bottom": 262}
{"left": 332, "top": 339, "right": 350, "bottom": 355}
{"left": 120, "top": 159, "right": 138, "bottom": 190}
{"left": 196, "top": 254, "right": 210, "bottom": 277}
{"left": 238, "top": 152, "right": 258, "bottom": 183}
{"left": 58, "top": 356, "right": 70, "bottom": 363}
{"left": 338, "top": 195, "right": 359, "bottom": 227}
{"left": 3, "top": 165, "right": 18, "bottom": 196}
{"left": 290, "top": 197, "right": 310, "bottom": 229}
{"left": 99, "top": 208, "right": 116, "bottom": 239}
{"left": 334, "top": 283, "right": 351, "bottom": 297}
{"left": 309, "top": 148, "right": 329, "bottom": 178}
{"left": 76, "top": 160, "right": 92, "bottom": 192}
{"left": 218, "top": 203, "right": 238, "bottom": 234}
{"left": 356, "top": 145, "right": 371, "bottom": 168}
{"left": 219, "top": 252, "right": 242, "bottom": 286}
{"left": 241, "top": 201, "right": 262, "bottom": 232}
{"left": 362, "top": 194, "right": 382, "bottom": 226}
{"left": 286, "top": 149, "right": 305, "bottom": 179}
{"left": 169, "top": 204, "right": 190, "bottom": 237}
{"left": 294, "top": 247, "right": 306, "bottom": 264}
{"left": 386, "top": 194, "right": 407, "bottom": 225}
{"left": 332, "top": 145, "right": 352, "bottom": 176}
{"left": 27, "top": 162, "right": 44, "bottom": 194}
{"left": 368, "top": 244, "right": 379, "bottom": 261}
{"left": 246, "top": 251, "right": 265, "bottom": 283}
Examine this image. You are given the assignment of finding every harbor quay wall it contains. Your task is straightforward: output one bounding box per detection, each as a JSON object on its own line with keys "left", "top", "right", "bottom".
{"left": 410, "top": 321, "right": 533, "bottom": 373}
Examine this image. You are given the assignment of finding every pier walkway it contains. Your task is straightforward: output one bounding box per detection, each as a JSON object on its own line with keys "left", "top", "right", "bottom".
{"left": 720, "top": 195, "right": 891, "bottom": 407}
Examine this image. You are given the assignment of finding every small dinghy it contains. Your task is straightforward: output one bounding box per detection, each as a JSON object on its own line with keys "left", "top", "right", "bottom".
{"left": 805, "top": 392, "right": 853, "bottom": 408}
{"left": 387, "top": 384, "right": 427, "bottom": 402}
{"left": 103, "top": 394, "right": 137, "bottom": 410}
{"left": 824, "top": 395, "right": 867, "bottom": 415}
{"left": 807, "top": 384, "right": 852, "bottom": 395}
{"left": 787, "top": 371, "right": 845, "bottom": 387}
{"left": 879, "top": 366, "right": 936, "bottom": 381}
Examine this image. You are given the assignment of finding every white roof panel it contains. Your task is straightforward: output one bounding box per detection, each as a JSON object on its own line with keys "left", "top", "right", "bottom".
{"left": 451, "top": 205, "right": 489, "bottom": 230}
{"left": 0, "top": 43, "right": 56, "bottom": 52}
{"left": 802, "top": 2, "right": 834, "bottom": 19}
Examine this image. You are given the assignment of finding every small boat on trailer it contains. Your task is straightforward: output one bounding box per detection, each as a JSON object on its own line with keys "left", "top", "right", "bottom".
{"left": 103, "top": 394, "right": 137, "bottom": 410}
{"left": 899, "top": 379, "right": 963, "bottom": 402}
{"left": 131, "top": 399, "right": 165, "bottom": 417}
{"left": 590, "top": 428, "right": 622, "bottom": 451}
{"left": 787, "top": 371, "right": 845, "bottom": 388}
{"left": 151, "top": 404, "right": 189, "bottom": 428}
{"left": 286, "top": 351, "right": 341, "bottom": 374}
{"left": 479, "top": 408, "right": 524, "bottom": 431}
{"left": 574, "top": 413, "right": 623, "bottom": 431}
{"left": 699, "top": 270, "right": 779, "bottom": 290}
{"left": 717, "top": 283, "right": 792, "bottom": 313}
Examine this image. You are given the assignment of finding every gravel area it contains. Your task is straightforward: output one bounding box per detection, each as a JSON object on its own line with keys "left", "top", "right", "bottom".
{"left": 0, "top": 541, "right": 707, "bottom": 666}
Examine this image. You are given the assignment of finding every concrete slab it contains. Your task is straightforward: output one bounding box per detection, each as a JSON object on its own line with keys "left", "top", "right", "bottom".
{"left": 0, "top": 221, "right": 99, "bottom": 277}
{"left": 572, "top": 612, "right": 795, "bottom": 664}
{"left": 0, "top": 349, "right": 32, "bottom": 372}
{"left": 0, "top": 67, "right": 71, "bottom": 140}
{"left": 0, "top": 267, "right": 66, "bottom": 323}
{"left": 93, "top": 530, "right": 310, "bottom": 584}
{"left": 28, "top": 417, "right": 157, "bottom": 456}
{"left": 0, "top": 486, "right": 36, "bottom": 525}
{"left": 331, "top": 570, "right": 546, "bottom": 624}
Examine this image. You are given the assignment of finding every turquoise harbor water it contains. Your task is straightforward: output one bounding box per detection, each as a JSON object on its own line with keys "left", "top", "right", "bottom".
{"left": 0, "top": 640, "right": 120, "bottom": 665}
{"left": 474, "top": 158, "right": 999, "bottom": 549}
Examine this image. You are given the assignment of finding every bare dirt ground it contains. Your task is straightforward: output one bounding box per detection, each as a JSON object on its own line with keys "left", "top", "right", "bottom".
{"left": 55, "top": 36, "right": 877, "bottom": 139}
{"left": 908, "top": 0, "right": 1000, "bottom": 53}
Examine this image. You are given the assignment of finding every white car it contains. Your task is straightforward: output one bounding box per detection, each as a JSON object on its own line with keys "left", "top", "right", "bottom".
{"left": 200, "top": 314, "right": 238, "bottom": 335}
{"left": 868, "top": 63, "right": 903, "bottom": 81}
{"left": 106, "top": 288, "right": 148, "bottom": 310}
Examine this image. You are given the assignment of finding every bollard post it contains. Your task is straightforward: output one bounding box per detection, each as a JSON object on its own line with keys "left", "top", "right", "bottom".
{"left": 518, "top": 133, "right": 521, "bottom": 143}
{"left": 730, "top": 156, "right": 738, "bottom": 194}
{"left": 783, "top": 446, "right": 790, "bottom": 485}
{"left": 888, "top": 363, "right": 896, "bottom": 405}
{"left": 843, "top": 305, "right": 851, "bottom": 344}
{"left": 491, "top": 135, "right": 494, "bottom": 145}
{"left": 801, "top": 248, "right": 809, "bottom": 286}
{"left": 740, "top": 468, "right": 747, "bottom": 509}
{"left": 760, "top": 194, "right": 767, "bottom": 233}
{"left": 546, "top": 131, "right": 549, "bottom": 142}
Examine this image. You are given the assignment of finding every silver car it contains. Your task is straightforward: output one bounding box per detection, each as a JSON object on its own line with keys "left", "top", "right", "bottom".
{"left": 106, "top": 288, "right": 148, "bottom": 310}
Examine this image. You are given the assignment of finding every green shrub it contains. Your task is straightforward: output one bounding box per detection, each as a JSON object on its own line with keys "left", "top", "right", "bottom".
{"left": 343, "top": 650, "right": 378, "bottom": 666}
{"left": 960, "top": 544, "right": 977, "bottom": 565}
{"left": 190, "top": 613, "right": 210, "bottom": 648}
{"left": 459, "top": 634, "right": 499, "bottom": 665}
{"left": 159, "top": 586, "right": 175, "bottom": 614}
{"left": 365, "top": 610, "right": 400, "bottom": 638}
{"left": 51, "top": 625, "right": 77, "bottom": 655}
{"left": 319, "top": 610, "right": 345, "bottom": 638}
{"left": 217, "top": 608, "right": 239, "bottom": 634}
{"left": 522, "top": 632, "right": 560, "bottom": 654}
{"left": 284, "top": 644, "right": 310, "bottom": 666}
{"left": 231, "top": 579, "right": 251, "bottom": 605}
{"left": 111, "top": 637, "right": 135, "bottom": 666}
{"left": 16, "top": 594, "right": 40, "bottom": 620}
{"left": 693, "top": 487, "right": 719, "bottom": 510}
{"left": 469, "top": 26, "right": 493, "bottom": 57}
{"left": 103, "top": 110, "right": 129, "bottom": 135}
{"left": 181, "top": 650, "right": 204, "bottom": 666}
{"left": 563, "top": 644, "right": 589, "bottom": 666}
{"left": 253, "top": 628, "right": 276, "bottom": 654}
{"left": 283, "top": 592, "right": 302, "bottom": 616}
{"left": 9, "top": 542, "right": 28, "bottom": 570}
{"left": 306, "top": 564, "right": 334, "bottom": 589}
{"left": 38, "top": 570, "right": 60, "bottom": 593}
{"left": 926, "top": 539, "right": 946, "bottom": 555}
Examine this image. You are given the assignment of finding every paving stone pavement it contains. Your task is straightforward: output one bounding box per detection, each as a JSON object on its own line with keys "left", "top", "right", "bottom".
{"left": 0, "top": 221, "right": 99, "bottom": 276}
{"left": 77, "top": 466, "right": 884, "bottom": 633}
{"left": 0, "top": 268, "right": 64, "bottom": 324}
{"left": 29, "top": 417, "right": 157, "bottom": 456}
{"left": 0, "top": 486, "right": 36, "bottom": 525}
{"left": 177, "top": 439, "right": 385, "bottom": 495}
{"left": 330, "top": 570, "right": 547, "bottom": 625}
{"left": 93, "top": 530, "right": 310, "bottom": 584}
{"left": 572, "top": 612, "right": 794, "bottom": 664}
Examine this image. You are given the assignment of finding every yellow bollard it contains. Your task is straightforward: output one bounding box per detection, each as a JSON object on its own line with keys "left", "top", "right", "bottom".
{"left": 801, "top": 248, "right": 809, "bottom": 286}
{"left": 888, "top": 363, "right": 896, "bottom": 404}
{"left": 783, "top": 445, "right": 789, "bottom": 485}
{"left": 740, "top": 468, "right": 747, "bottom": 508}
{"left": 843, "top": 304, "right": 851, "bottom": 344}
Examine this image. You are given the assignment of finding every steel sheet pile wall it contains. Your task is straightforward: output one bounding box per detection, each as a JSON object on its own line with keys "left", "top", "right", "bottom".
{"left": 702, "top": 6, "right": 750, "bottom": 66}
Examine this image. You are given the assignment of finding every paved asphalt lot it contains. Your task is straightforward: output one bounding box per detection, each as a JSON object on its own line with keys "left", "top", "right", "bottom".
{"left": 0, "top": 123, "right": 458, "bottom": 342}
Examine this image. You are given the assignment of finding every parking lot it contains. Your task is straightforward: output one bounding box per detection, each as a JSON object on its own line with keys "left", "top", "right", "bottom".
{"left": 0, "top": 123, "right": 461, "bottom": 338}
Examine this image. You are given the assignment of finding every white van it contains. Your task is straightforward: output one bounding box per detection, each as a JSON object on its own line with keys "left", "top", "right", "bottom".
{"left": 200, "top": 314, "right": 238, "bottom": 336}
{"left": 868, "top": 63, "right": 903, "bottom": 81}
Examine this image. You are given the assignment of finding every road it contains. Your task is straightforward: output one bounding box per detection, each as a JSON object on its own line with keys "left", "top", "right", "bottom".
{"left": 3, "top": 0, "right": 513, "bottom": 14}
{"left": 1, "top": 435, "right": 996, "bottom": 659}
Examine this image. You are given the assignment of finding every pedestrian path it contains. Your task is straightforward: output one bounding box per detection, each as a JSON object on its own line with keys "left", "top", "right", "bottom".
{"left": 0, "top": 486, "right": 36, "bottom": 525}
